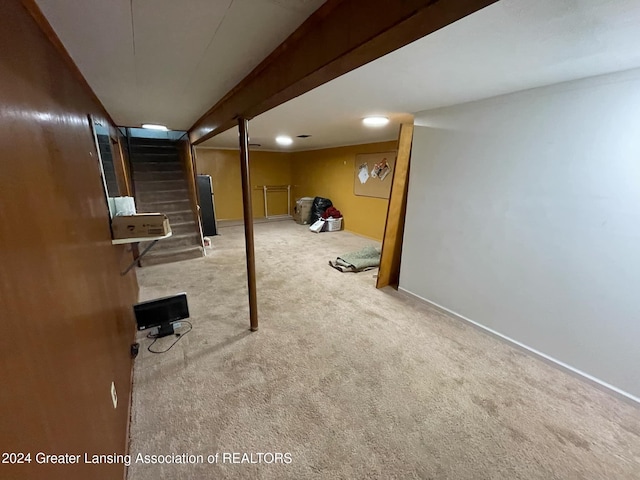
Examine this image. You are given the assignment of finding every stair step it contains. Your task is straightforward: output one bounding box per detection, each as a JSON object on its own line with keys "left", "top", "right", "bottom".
{"left": 135, "top": 189, "right": 189, "bottom": 204}
{"left": 139, "top": 246, "right": 204, "bottom": 267}
{"left": 170, "top": 220, "right": 200, "bottom": 235}
{"left": 156, "top": 209, "right": 197, "bottom": 223}
{"left": 136, "top": 199, "right": 191, "bottom": 213}
{"left": 134, "top": 179, "right": 188, "bottom": 191}
{"left": 133, "top": 171, "right": 185, "bottom": 181}
{"left": 129, "top": 138, "right": 179, "bottom": 147}
{"left": 130, "top": 152, "right": 180, "bottom": 160}
{"left": 130, "top": 145, "right": 179, "bottom": 155}
{"left": 131, "top": 161, "right": 183, "bottom": 171}
{"left": 132, "top": 169, "right": 183, "bottom": 176}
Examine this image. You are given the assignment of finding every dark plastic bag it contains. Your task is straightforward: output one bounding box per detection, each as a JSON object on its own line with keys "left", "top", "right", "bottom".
{"left": 310, "top": 197, "right": 333, "bottom": 223}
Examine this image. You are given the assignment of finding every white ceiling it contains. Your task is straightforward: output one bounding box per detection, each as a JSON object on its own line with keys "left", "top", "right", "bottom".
{"left": 35, "top": 0, "right": 325, "bottom": 129}
{"left": 37, "top": 0, "right": 640, "bottom": 151}
{"left": 202, "top": 0, "right": 640, "bottom": 151}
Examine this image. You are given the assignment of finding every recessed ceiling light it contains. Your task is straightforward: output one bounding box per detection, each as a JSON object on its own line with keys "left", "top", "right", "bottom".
{"left": 362, "top": 116, "right": 389, "bottom": 127}
{"left": 141, "top": 123, "right": 168, "bottom": 131}
{"left": 275, "top": 135, "right": 293, "bottom": 146}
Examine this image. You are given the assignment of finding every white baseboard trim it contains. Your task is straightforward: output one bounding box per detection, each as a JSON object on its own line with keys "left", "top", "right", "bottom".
{"left": 398, "top": 287, "right": 640, "bottom": 406}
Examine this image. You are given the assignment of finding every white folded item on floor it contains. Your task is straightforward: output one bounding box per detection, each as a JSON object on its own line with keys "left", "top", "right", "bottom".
{"left": 309, "top": 218, "right": 325, "bottom": 233}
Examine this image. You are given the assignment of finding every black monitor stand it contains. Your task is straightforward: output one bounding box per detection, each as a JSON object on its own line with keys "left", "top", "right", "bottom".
{"left": 156, "top": 323, "right": 176, "bottom": 338}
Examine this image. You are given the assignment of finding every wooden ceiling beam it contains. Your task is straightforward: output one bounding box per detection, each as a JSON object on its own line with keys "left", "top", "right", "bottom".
{"left": 189, "top": 0, "right": 498, "bottom": 144}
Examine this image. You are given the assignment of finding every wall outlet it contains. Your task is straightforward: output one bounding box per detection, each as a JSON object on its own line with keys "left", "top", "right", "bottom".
{"left": 110, "top": 381, "right": 118, "bottom": 409}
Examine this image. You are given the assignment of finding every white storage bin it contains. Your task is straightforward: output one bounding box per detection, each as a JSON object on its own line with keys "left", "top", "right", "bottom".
{"left": 325, "top": 217, "right": 342, "bottom": 232}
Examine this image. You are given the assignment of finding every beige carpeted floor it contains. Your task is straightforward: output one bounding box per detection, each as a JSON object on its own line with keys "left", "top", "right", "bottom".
{"left": 128, "top": 221, "right": 640, "bottom": 480}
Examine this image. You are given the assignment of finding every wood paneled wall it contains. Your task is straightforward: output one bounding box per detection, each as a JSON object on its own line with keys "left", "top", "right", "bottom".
{"left": 0, "top": 2, "right": 138, "bottom": 479}
{"left": 195, "top": 148, "right": 293, "bottom": 220}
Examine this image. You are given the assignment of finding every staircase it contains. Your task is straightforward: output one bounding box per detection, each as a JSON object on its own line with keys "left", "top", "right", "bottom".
{"left": 128, "top": 137, "right": 204, "bottom": 266}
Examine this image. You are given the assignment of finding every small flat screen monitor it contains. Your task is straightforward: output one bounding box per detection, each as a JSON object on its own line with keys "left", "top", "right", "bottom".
{"left": 134, "top": 293, "right": 189, "bottom": 337}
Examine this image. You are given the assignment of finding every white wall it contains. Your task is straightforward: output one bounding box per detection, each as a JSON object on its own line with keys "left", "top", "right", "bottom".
{"left": 401, "top": 68, "right": 640, "bottom": 400}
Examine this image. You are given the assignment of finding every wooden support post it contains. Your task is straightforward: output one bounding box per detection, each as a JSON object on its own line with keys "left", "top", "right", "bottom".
{"left": 238, "top": 117, "right": 259, "bottom": 331}
{"left": 377, "top": 123, "right": 414, "bottom": 289}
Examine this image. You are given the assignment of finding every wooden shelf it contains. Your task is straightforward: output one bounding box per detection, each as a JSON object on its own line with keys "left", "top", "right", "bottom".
{"left": 111, "top": 231, "right": 172, "bottom": 245}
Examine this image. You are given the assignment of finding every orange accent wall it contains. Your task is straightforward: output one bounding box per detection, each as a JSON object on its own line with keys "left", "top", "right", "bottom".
{"left": 195, "top": 141, "right": 394, "bottom": 240}
{"left": 195, "top": 148, "right": 293, "bottom": 220}
{"left": 1, "top": 2, "right": 137, "bottom": 479}
{"left": 291, "top": 141, "right": 396, "bottom": 240}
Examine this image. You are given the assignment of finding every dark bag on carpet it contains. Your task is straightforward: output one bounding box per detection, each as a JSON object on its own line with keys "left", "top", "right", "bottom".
{"left": 310, "top": 197, "right": 333, "bottom": 223}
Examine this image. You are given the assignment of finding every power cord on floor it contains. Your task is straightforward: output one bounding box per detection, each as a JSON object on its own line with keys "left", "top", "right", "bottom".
{"left": 146, "top": 321, "right": 193, "bottom": 354}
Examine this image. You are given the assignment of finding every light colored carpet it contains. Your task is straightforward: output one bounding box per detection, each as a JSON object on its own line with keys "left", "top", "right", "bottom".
{"left": 128, "top": 221, "right": 640, "bottom": 480}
